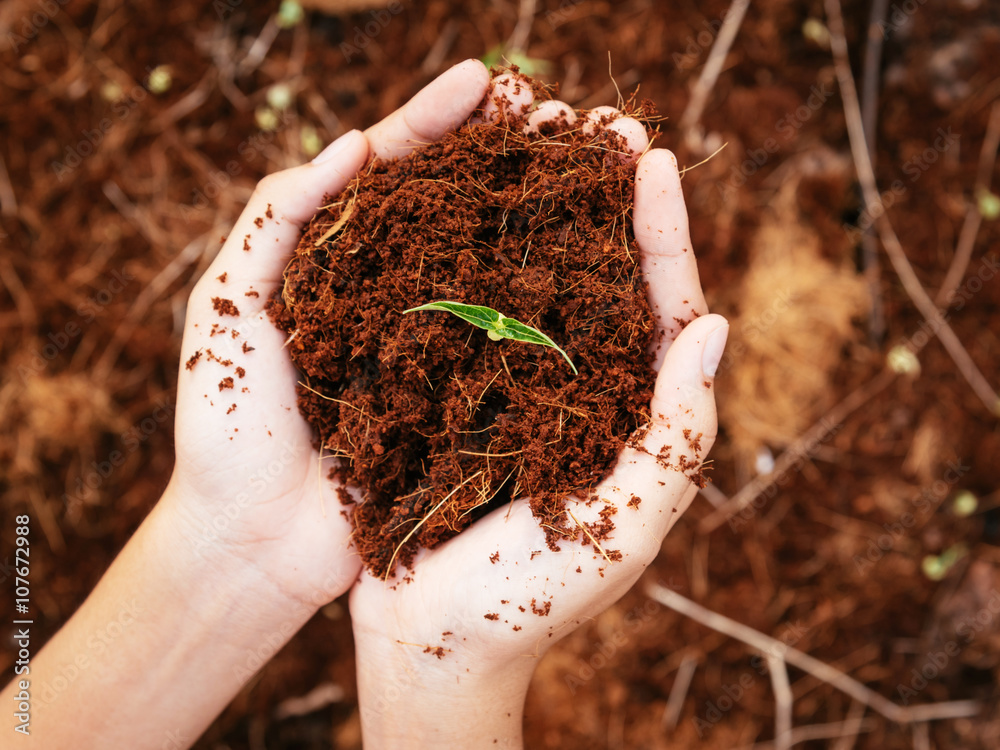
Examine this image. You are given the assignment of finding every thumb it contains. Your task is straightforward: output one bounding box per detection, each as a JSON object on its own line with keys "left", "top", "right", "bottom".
{"left": 590, "top": 313, "right": 729, "bottom": 563}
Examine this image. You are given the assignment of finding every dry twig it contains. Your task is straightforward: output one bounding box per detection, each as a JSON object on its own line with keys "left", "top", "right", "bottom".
{"left": 824, "top": 0, "right": 999, "bottom": 416}
{"left": 678, "top": 0, "right": 751, "bottom": 147}
{"left": 662, "top": 652, "right": 699, "bottom": 731}
{"left": 646, "top": 581, "right": 981, "bottom": 725}
{"left": 700, "top": 368, "right": 896, "bottom": 532}
{"left": 935, "top": 101, "right": 1000, "bottom": 307}
{"left": 767, "top": 653, "right": 792, "bottom": 750}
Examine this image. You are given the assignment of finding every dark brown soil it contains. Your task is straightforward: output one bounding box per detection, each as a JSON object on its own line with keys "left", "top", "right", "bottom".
{"left": 269, "top": 80, "right": 657, "bottom": 576}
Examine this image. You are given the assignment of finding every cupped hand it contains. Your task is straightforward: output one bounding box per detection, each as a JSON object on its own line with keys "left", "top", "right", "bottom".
{"left": 164, "top": 60, "right": 492, "bottom": 611}
{"left": 349, "top": 79, "right": 729, "bottom": 746}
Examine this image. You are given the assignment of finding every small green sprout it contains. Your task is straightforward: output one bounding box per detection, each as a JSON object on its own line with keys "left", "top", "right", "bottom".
{"left": 277, "top": 0, "right": 304, "bottom": 29}
{"left": 921, "top": 543, "right": 967, "bottom": 581}
{"left": 951, "top": 490, "right": 978, "bottom": 517}
{"left": 977, "top": 189, "right": 1000, "bottom": 221}
{"left": 403, "top": 301, "right": 577, "bottom": 375}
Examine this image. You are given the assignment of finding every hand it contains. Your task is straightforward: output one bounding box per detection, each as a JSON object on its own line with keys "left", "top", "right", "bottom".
{"left": 164, "top": 59, "right": 494, "bottom": 612}
{"left": 349, "top": 82, "right": 729, "bottom": 748}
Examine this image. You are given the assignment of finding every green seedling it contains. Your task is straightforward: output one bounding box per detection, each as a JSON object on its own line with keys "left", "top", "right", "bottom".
{"left": 403, "top": 301, "right": 578, "bottom": 375}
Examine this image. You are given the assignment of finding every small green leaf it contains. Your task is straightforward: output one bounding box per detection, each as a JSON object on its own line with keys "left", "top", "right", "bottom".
{"left": 405, "top": 301, "right": 502, "bottom": 330}
{"left": 403, "top": 301, "right": 578, "bottom": 375}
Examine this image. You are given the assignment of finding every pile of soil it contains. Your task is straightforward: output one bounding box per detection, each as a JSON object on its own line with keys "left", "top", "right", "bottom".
{"left": 269, "top": 79, "right": 658, "bottom": 575}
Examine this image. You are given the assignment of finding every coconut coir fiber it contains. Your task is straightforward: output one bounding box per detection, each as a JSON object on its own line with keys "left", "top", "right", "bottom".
{"left": 269, "top": 85, "right": 658, "bottom": 576}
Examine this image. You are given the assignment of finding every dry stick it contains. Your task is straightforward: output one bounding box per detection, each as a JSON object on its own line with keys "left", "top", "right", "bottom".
{"left": 767, "top": 653, "right": 793, "bottom": 750}
{"left": 830, "top": 700, "right": 868, "bottom": 750}
{"left": 935, "top": 101, "right": 1000, "bottom": 307}
{"left": 645, "top": 581, "right": 981, "bottom": 724}
{"left": 824, "top": 0, "right": 1000, "bottom": 417}
{"left": 94, "top": 230, "right": 216, "bottom": 380}
{"left": 661, "top": 653, "right": 699, "bottom": 731}
{"left": 700, "top": 368, "right": 896, "bottom": 532}
{"left": 859, "top": 0, "right": 889, "bottom": 343}
{"left": 506, "top": 0, "right": 537, "bottom": 54}
{"left": 739, "top": 718, "right": 878, "bottom": 750}
{"left": 677, "top": 0, "right": 751, "bottom": 144}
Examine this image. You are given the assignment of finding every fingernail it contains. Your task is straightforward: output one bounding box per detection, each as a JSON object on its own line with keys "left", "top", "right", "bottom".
{"left": 312, "top": 130, "right": 360, "bottom": 165}
{"left": 702, "top": 325, "right": 729, "bottom": 378}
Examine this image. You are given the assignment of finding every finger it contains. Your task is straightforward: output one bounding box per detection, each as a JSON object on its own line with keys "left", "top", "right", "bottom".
{"left": 576, "top": 313, "right": 728, "bottom": 569}
{"left": 366, "top": 58, "right": 491, "bottom": 160}
{"left": 633, "top": 148, "right": 709, "bottom": 368}
{"left": 481, "top": 71, "right": 535, "bottom": 123}
{"left": 524, "top": 99, "right": 577, "bottom": 134}
{"left": 582, "top": 106, "right": 649, "bottom": 160}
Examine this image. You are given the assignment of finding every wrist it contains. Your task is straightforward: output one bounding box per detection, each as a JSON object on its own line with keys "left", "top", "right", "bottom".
{"left": 353, "top": 626, "right": 533, "bottom": 749}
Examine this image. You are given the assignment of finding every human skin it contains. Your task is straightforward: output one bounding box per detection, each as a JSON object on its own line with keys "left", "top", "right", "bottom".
{"left": 0, "top": 59, "right": 727, "bottom": 749}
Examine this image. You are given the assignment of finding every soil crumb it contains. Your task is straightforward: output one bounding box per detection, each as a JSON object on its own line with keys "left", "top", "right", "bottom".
{"left": 212, "top": 297, "right": 240, "bottom": 317}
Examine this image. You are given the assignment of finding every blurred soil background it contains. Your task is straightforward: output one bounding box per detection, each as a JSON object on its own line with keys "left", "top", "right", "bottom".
{"left": 2, "top": 0, "right": 999, "bottom": 747}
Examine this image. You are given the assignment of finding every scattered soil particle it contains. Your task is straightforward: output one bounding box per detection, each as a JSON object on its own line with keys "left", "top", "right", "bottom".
{"left": 489, "top": 551, "right": 500, "bottom": 564}
{"left": 530, "top": 598, "right": 551, "bottom": 616}
{"left": 243, "top": 235, "right": 251, "bottom": 251}
{"left": 217, "top": 272, "right": 227, "bottom": 283}
{"left": 185, "top": 349, "right": 203, "bottom": 370}
{"left": 205, "top": 350, "right": 233, "bottom": 367}
{"left": 266, "top": 203, "right": 273, "bottom": 219}
{"left": 210, "top": 324, "right": 227, "bottom": 337}
{"left": 235, "top": 367, "right": 246, "bottom": 378}
{"left": 627, "top": 494, "right": 641, "bottom": 509}
{"left": 219, "top": 377, "right": 234, "bottom": 391}
{"left": 512, "top": 625, "right": 522, "bottom": 632}
{"left": 245, "top": 290, "right": 260, "bottom": 298}
{"left": 230, "top": 329, "right": 240, "bottom": 339}
{"left": 484, "top": 613, "right": 499, "bottom": 621}
{"left": 241, "top": 342, "right": 255, "bottom": 354}
{"left": 212, "top": 297, "right": 240, "bottom": 317}
{"left": 269, "top": 76, "right": 657, "bottom": 576}
{"left": 226, "top": 404, "right": 237, "bottom": 414}
{"left": 254, "top": 217, "right": 263, "bottom": 228}
{"left": 423, "top": 646, "right": 447, "bottom": 659}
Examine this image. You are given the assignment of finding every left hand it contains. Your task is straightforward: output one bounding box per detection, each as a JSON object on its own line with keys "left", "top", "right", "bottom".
{"left": 164, "top": 59, "right": 494, "bottom": 611}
